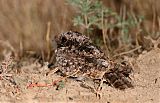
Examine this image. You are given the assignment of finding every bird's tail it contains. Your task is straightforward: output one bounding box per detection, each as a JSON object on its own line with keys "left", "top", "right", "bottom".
{"left": 104, "top": 61, "right": 133, "bottom": 90}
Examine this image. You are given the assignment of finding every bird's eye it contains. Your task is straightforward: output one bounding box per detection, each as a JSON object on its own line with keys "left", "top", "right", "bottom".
{"left": 62, "top": 37, "right": 67, "bottom": 42}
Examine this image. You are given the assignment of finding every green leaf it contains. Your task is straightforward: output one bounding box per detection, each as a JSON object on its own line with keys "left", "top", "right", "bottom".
{"left": 67, "top": 0, "right": 81, "bottom": 6}
{"left": 91, "top": 1, "right": 102, "bottom": 11}
{"left": 56, "top": 81, "right": 65, "bottom": 90}
{"left": 88, "top": 16, "right": 99, "bottom": 26}
{"left": 80, "top": 0, "right": 91, "bottom": 14}
{"left": 73, "top": 16, "right": 84, "bottom": 26}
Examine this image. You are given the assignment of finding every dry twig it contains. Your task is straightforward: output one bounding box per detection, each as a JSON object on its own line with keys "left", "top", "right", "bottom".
{"left": 113, "top": 46, "right": 142, "bottom": 57}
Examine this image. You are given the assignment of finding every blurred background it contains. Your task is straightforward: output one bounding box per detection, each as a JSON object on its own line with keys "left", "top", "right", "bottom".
{"left": 0, "top": 0, "right": 159, "bottom": 61}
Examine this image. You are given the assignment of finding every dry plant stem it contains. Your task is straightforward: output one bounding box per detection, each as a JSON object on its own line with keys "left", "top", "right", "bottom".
{"left": 122, "top": 4, "right": 126, "bottom": 43}
{"left": 46, "top": 21, "right": 51, "bottom": 61}
{"left": 152, "top": 5, "right": 156, "bottom": 35}
{"left": 101, "top": 9, "right": 110, "bottom": 57}
{"left": 84, "top": 14, "right": 88, "bottom": 29}
{"left": 46, "top": 67, "right": 59, "bottom": 76}
{"left": 130, "top": 8, "right": 140, "bottom": 47}
{"left": 27, "top": 67, "right": 60, "bottom": 88}
{"left": 158, "top": 17, "right": 160, "bottom": 32}
{"left": 119, "top": 5, "right": 123, "bottom": 46}
{"left": 0, "top": 40, "right": 16, "bottom": 55}
{"left": 27, "top": 69, "right": 80, "bottom": 88}
{"left": 84, "top": 14, "right": 90, "bottom": 37}
{"left": 41, "top": 50, "right": 45, "bottom": 62}
{"left": 19, "top": 37, "right": 23, "bottom": 58}
{"left": 103, "top": 29, "right": 110, "bottom": 57}
{"left": 113, "top": 46, "right": 142, "bottom": 57}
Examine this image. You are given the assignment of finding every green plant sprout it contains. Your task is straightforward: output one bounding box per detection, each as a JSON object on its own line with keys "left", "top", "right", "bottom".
{"left": 67, "top": 0, "right": 143, "bottom": 56}
{"left": 67, "top": 0, "right": 102, "bottom": 36}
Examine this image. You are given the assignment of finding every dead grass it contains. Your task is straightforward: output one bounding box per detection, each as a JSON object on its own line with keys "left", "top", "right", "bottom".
{"left": 0, "top": 0, "right": 159, "bottom": 59}
{"left": 0, "top": 0, "right": 74, "bottom": 59}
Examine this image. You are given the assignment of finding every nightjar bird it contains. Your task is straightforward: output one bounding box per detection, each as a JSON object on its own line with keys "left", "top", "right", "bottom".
{"left": 54, "top": 31, "right": 133, "bottom": 90}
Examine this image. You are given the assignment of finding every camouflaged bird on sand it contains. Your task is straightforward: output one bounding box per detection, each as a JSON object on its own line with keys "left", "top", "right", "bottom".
{"left": 54, "top": 31, "right": 133, "bottom": 90}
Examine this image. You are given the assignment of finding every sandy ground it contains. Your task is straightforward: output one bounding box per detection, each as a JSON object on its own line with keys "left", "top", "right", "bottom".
{"left": 0, "top": 48, "right": 160, "bottom": 103}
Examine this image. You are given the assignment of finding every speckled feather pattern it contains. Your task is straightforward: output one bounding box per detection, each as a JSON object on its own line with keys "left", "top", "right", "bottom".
{"left": 55, "top": 31, "right": 133, "bottom": 89}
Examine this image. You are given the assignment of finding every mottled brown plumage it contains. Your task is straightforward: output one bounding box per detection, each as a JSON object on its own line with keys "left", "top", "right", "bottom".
{"left": 54, "top": 31, "right": 133, "bottom": 90}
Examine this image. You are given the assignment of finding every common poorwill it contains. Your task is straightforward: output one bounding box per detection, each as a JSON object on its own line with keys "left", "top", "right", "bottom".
{"left": 54, "top": 31, "right": 133, "bottom": 90}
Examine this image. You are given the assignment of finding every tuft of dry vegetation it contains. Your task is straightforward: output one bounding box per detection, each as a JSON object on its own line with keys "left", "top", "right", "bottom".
{"left": 0, "top": 0, "right": 74, "bottom": 60}
{"left": 0, "top": 0, "right": 159, "bottom": 59}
